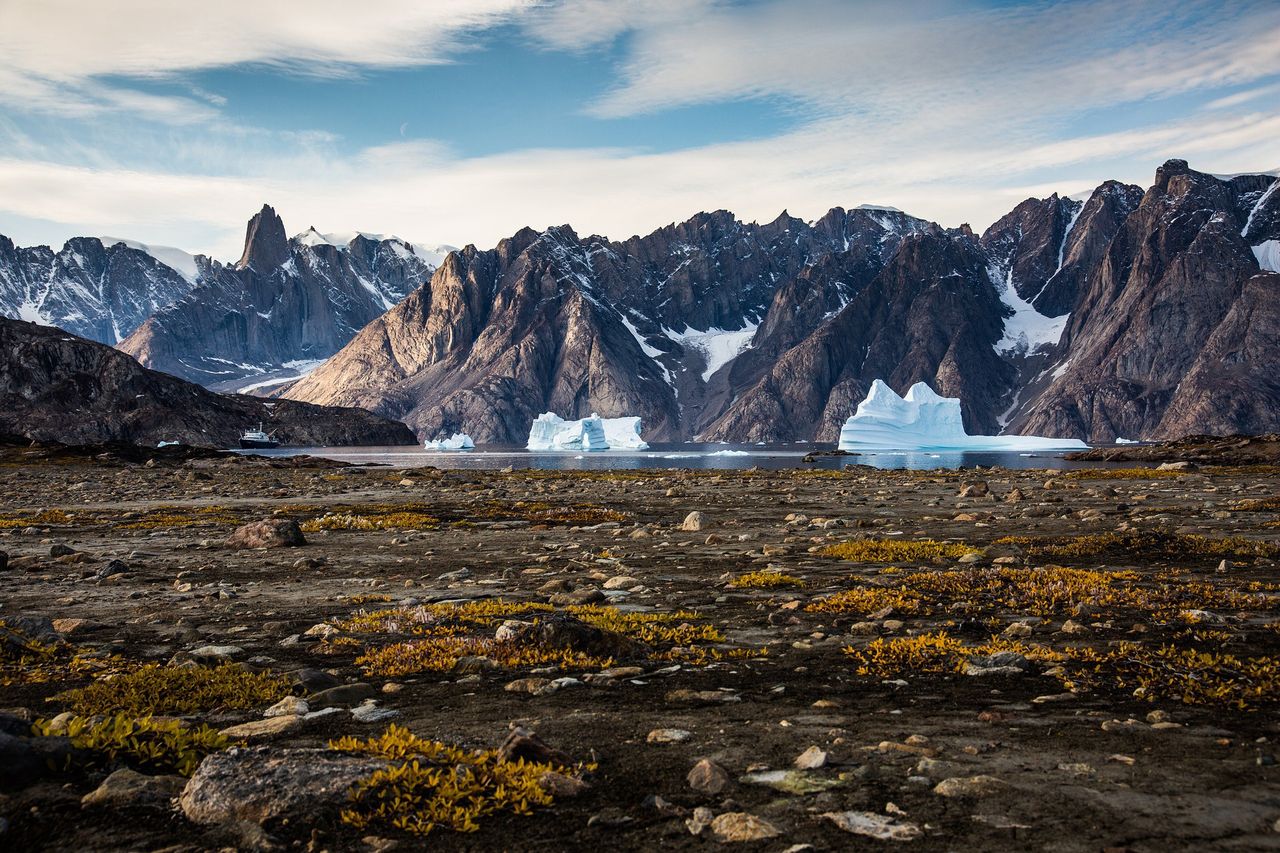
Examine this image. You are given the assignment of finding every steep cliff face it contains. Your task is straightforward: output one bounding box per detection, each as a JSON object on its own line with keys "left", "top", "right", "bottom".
{"left": 0, "top": 318, "right": 415, "bottom": 447}
{"left": 1015, "top": 161, "right": 1280, "bottom": 441}
{"left": 284, "top": 207, "right": 934, "bottom": 443}
{"left": 117, "top": 205, "right": 437, "bottom": 391}
{"left": 0, "top": 235, "right": 199, "bottom": 344}
{"left": 700, "top": 231, "right": 1014, "bottom": 442}
{"left": 283, "top": 161, "right": 1280, "bottom": 444}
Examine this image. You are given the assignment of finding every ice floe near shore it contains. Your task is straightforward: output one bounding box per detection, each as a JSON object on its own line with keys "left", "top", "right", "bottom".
{"left": 423, "top": 433, "right": 474, "bottom": 451}
{"left": 527, "top": 413, "right": 649, "bottom": 451}
{"left": 838, "top": 380, "right": 1087, "bottom": 452}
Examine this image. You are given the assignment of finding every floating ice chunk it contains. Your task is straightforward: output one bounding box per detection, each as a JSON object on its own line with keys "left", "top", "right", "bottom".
{"left": 709, "top": 449, "right": 751, "bottom": 456}
{"left": 1115, "top": 437, "right": 1139, "bottom": 445}
{"left": 527, "top": 413, "right": 648, "bottom": 451}
{"left": 423, "top": 433, "right": 474, "bottom": 451}
{"left": 838, "top": 380, "right": 1087, "bottom": 451}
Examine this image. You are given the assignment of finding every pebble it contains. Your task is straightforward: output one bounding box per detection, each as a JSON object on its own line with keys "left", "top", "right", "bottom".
{"left": 647, "top": 728, "right": 693, "bottom": 744}
{"left": 687, "top": 758, "right": 730, "bottom": 795}
{"left": 263, "top": 696, "right": 309, "bottom": 718}
{"left": 823, "top": 810, "right": 922, "bottom": 841}
{"left": 933, "top": 775, "right": 1006, "bottom": 797}
{"left": 794, "top": 745, "right": 829, "bottom": 769}
{"left": 680, "top": 511, "right": 705, "bottom": 532}
{"left": 710, "top": 812, "right": 781, "bottom": 843}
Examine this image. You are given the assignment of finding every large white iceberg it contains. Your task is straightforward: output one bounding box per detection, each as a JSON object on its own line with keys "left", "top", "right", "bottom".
{"left": 527, "top": 412, "right": 649, "bottom": 451}
{"left": 423, "top": 433, "right": 475, "bottom": 451}
{"left": 837, "top": 380, "right": 1087, "bottom": 452}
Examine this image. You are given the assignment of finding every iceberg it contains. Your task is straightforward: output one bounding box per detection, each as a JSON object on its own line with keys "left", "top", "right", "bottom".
{"left": 837, "top": 380, "right": 1088, "bottom": 452}
{"left": 423, "top": 433, "right": 474, "bottom": 451}
{"left": 527, "top": 412, "right": 649, "bottom": 451}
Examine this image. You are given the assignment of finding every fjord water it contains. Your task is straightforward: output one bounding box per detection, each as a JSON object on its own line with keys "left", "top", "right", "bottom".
{"left": 240, "top": 443, "right": 1089, "bottom": 471}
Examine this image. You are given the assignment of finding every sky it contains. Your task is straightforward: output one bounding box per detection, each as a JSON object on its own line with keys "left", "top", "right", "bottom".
{"left": 0, "top": 0, "right": 1277, "bottom": 261}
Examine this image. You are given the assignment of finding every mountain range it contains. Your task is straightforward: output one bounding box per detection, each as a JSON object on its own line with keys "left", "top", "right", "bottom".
{"left": 1, "top": 158, "right": 1277, "bottom": 445}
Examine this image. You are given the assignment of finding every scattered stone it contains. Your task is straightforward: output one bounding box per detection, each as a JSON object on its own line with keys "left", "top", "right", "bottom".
{"left": 687, "top": 758, "right": 730, "bottom": 795}
{"left": 50, "top": 544, "right": 76, "bottom": 558}
{"left": 680, "top": 511, "right": 705, "bottom": 532}
{"left": 933, "top": 775, "right": 1006, "bottom": 797}
{"left": 686, "top": 806, "right": 715, "bottom": 836}
{"left": 647, "top": 728, "right": 693, "bottom": 744}
{"left": 740, "top": 769, "right": 840, "bottom": 795}
{"left": 81, "top": 768, "right": 185, "bottom": 808}
{"left": 264, "top": 696, "right": 308, "bottom": 718}
{"left": 180, "top": 747, "right": 386, "bottom": 825}
{"left": 794, "top": 745, "right": 829, "bottom": 769}
{"left": 823, "top": 810, "right": 922, "bottom": 841}
{"left": 498, "top": 726, "right": 571, "bottom": 766}
{"left": 219, "top": 716, "right": 306, "bottom": 741}
{"left": 309, "top": 682, "right": 377, "bottom": 708}
{"left": 96, "top": 559, "right": 130, "bottom": 579}
{"left": 226, "top": 519, "right": 306, "bottom": 550}
{"left": 189, "top": 644, "right": 243, "bottom": 662}
{"left": 710, "top": 812, "right": 781, "bottom": 843}
{"left": 351, "top": 700, "right": 400, "bottom": 724}
{"left": 666, "top": 689, "right": 741, "bottom": 706}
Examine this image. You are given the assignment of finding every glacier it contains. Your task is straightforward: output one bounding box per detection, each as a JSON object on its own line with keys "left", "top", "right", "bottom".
{"left": 423, "top": 433, "right": 475, "bottom": 451}
{"left": 527, "top": 413, "right": 649, "bottom": 451}
{"left": 838, "top": 380, "right": 1088, "bottom": 451}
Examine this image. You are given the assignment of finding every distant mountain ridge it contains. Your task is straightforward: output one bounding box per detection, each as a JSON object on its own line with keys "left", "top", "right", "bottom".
{"left": 283, "top": 159, "right": 1280, "bottom": 444}
{"left": 0, "top": 206, "right": 448, "bottom": 392}
{"left": 2, "top": 158, "right": 1277, "bottom": 445}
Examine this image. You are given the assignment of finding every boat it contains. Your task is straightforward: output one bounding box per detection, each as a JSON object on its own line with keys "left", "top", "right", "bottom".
{"left": 238, "top": 423, "right": 279, "bottom": 449}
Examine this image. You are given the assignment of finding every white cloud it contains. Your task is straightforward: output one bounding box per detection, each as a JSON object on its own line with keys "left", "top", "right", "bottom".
{"left": 3, "top": 109, "right": 1276, "bottom": 262}
{"left": 0, "top": 0, "right": 531, "bottom": 121}
{"left": 0, "top": 0, "right": 1276, "bottom": 259}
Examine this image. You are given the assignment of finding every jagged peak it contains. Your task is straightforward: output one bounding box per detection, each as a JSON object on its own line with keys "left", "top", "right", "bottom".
{"left": 236, "top": 204, "right": 289, "bottom": 272}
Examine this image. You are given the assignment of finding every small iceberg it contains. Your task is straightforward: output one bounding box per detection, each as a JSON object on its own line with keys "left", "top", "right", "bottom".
{"left": 423, "top": 433, "right": 475, "bottom": 451}
{"left": 527, "top": 412, "right": 649, "bottom": 451}
{"left": 837, "top": 380, "right": 1087, "bottom": 452}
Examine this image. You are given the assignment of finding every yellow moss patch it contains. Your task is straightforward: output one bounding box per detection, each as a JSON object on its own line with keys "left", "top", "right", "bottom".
{"left": 844, "top": 631, "right": 1050, "bottom": 677}
{"left": 1060, "top": 643, "right": 1280, "bottom": 710}
{"left": 330, "top": 724, "right": 583, "bottom": 836}
{"left": 54, "top": 663, "right": 290, "bottom": 716}
{"left": 1064, "top": 468, "right": 1187, "bottom": 480}
{"left": 728, "top": 571, "right": 807, "bottom": 589}
{"left": 0, "top": 508, "right": 73, "bottom": 528}
{"left": 993, "top": 531, "right": 1280, "bottom": 561}
{"left": 32, "top": 714, "right": 231, "bottom": 776}
{"left": 807, "top": 587, "right": 926, "bottom": 615}
{"left": 356, "top": 637, "right": 611, "bottom": 677}
{"left": 0, "top": 621, "right": 131, "bottom": 686}
{"left": 822, "top": 539, "right": 976, "bottom": 563}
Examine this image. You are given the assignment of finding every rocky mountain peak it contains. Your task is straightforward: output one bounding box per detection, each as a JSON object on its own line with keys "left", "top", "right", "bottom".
{"left": 236, "top": 204, "right": 289, "bottom": 272}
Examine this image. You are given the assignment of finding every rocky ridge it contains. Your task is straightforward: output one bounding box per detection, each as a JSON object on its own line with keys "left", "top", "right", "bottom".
{"left": 286, "top": 160, "right": 1279, "bottom": 443}
{"left": 0, "top": 317, "right": 415, "bottom": 447}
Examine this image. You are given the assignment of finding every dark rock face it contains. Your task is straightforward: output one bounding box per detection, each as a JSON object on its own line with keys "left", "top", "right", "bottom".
{"left": 0, "top": 317, "right": 416, "bottom": 447}
{"left": 1015, "top": 161, "right": 1280, "bottom": 441}
{"left": 284, "top": 163, "right": 1279, "bottom": 444}
{"left": 0, "top": 235, "right": 199, "bottom": 344}
{"left": 284, "top": 209, "right": 932, "bottom": 442}
{"left": 117, "top": 207, "right": 436, "bottom": 390}
{"left": 702, "top": 231, "right": 1014, "bottom": 441}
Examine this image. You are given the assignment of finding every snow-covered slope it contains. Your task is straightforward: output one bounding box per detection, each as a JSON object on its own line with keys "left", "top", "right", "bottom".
{"left": 0, "top": 234, "right": 201, "bottom": 344}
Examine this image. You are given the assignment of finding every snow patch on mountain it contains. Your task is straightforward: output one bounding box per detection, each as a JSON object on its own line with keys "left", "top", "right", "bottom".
{"left": 989, "top": 263, "right": 1068, "bottom": 355}
{"left": 664, "top": 322, "right": 758, "bottom": 381}
{"left": 100, "top": 237, "right": 199, "bottom": 282}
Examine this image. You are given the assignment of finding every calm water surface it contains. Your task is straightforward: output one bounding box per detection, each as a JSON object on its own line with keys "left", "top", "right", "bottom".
{"left": 240, "top": 442, "right": 1103, "bottom": 471}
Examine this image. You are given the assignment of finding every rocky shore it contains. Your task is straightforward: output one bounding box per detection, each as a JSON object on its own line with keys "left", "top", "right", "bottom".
{"left": 3, "top": 451, "right": 1280, "bottom": 851}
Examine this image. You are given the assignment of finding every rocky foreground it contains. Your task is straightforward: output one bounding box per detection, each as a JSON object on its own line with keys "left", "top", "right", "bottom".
{"left": 2, "top": 451, "right": 1280, "bottom": 851}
